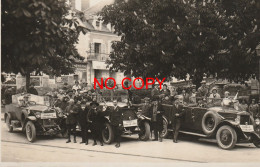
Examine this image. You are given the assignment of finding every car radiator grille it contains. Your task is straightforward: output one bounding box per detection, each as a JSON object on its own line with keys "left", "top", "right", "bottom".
{"left": 240, "top": 115, "right": 250, "bottom": 125}
{"left": 122, "top": 110, "right": 137, "bottom": 120}
{"left": 43, "top": 119, "right": 56, "bottom": 127}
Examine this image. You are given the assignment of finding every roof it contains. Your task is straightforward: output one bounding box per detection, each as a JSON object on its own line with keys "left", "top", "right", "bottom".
{"left": 81, "top": 19, "right": 115, "bottom": 34}
{"left": 83, "top": 0, "right": 115, "bottom": 16}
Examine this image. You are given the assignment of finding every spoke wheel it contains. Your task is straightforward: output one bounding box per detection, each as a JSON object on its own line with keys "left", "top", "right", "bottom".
{"left": 216, "top": 125, "right": 237, "bottom": 150}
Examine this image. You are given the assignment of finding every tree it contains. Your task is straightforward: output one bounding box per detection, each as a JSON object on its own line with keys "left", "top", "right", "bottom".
{"left": 100, "top": 0, "right": 260, "bottom": 85}
{"left": 2, "top": 0, "right": 88, "bottom": 90}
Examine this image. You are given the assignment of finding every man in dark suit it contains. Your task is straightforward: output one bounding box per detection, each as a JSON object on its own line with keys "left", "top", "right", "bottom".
{"left": 109, "top": 100, "right": 123, "bottom": 148}
{"left": 151, "top": 84, "right": 161, "bottom": 101}
{"left": 87, "top": 101, "right": 104, "bottom": 146}
{"left": 151, "top": 99, "right": 164, "bottom": 142}
{"left": 76, "top": 97, "right": 89, "bottom": 145}
{"left": 172, "top": 95, "right": 186, "bottom": 143}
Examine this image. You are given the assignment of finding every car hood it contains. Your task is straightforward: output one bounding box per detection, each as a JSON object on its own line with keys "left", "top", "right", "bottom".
{"left": 26, "top": 105, "right": 50, "bottom": 111}
{"left": 208, "top": 106, "right": 250, "bottom": 115}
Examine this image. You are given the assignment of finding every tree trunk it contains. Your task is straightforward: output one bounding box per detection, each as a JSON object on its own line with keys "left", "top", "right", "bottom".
{"left": 25, "top": 72, "right": 30, "bottom": 92}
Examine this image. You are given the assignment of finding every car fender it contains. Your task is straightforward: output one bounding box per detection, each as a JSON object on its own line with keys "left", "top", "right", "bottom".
{"left": 22, "top": 116, "right": 37, "bottom": 131}
{"left": 215, "top": 120, "right": 243, "bottom": 135}
{"left": 4, "top": 112, "right": 13, "bottom": 123}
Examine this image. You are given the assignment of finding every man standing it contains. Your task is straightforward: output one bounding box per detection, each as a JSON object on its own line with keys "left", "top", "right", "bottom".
{"left": 72, "top": 81, "right": 81, "bottom": 92}
{"left": 172, "top": 96, "right": 185, "bottom": 143}
{"left": 109, "top": 100, "right": 123, "bottom": 148}
{"left": 87, "top": 101, "right": 104, "bottom": 146}
{"left": 198, "top": 80, "right": 208, "bottom": 98}
{"left": 151, "top": 84, "right": 161, "bottom": 101}
{"left": 64, "top": 99, "right": 78, "bottom": 143}
{"left": 151, "top": 99, "right": 164, "bottom": 142}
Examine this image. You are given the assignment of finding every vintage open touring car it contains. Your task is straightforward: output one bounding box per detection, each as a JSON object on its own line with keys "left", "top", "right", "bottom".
{"left": 160, "top": 98, "right": 260, "bottom": 149}
{"left": 85, "top": 101, "right": 151, "bottom": 144}
{"left": 4, "top": 93, "right": 61, "bottom": 142}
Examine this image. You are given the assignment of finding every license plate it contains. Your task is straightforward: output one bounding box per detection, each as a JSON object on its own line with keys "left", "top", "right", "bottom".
{"left": 240, "top": 125, "right": 254, "bottom": 132}
{"left": 123, "top": 119, "right": 138, "bottom": 127}
{"left": 41, "top": 113, "right": 57, "bottom": 119}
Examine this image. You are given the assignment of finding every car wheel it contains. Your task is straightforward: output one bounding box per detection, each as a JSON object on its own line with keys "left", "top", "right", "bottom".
{"left": 160, "top": 117, "right": 168, "bottom": 138}
{"left": 25, "top": 121, "right": 36, "bottom": 142}
{"left": 6, "top": 115, "right": 13, "bottom": 132}
{"left": 202, "top": 111, "right": 220, "bottom": 135}
{"left": 139, "top": 121, "right": 150, "bottom": 141}
{"left": 102, "top": 122, "right": 114, "bottom": 144}
{"left": 216, "top": 125, "right": 237, "bottom": 150}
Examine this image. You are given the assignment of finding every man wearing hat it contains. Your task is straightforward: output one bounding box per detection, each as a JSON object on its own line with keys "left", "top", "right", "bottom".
{"left": 198, "top": 80, "right": 208, "bottom": 98}
{"left": 221, "top": 91, "right": 232, "bottom": 107}
{"left": 87, "top": 100, "right": 104, "bottom": 146}
{"left": 27, "top": 83, "right": 38, "bottom": 95}
{"left": 208, "top": 87, "right": 221, "bottom": 105}
{"left": 109, "top": 100, "right": 123, "bottom": 148}
{"left": 172, "top": 95, "right": 186, "bottom": 143}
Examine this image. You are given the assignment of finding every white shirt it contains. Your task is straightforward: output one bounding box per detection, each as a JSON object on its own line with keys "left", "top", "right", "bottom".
{"left": 72, "top": 85, "right": 81, "bottom": 91}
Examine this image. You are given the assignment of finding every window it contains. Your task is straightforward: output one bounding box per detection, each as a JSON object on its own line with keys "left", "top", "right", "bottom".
{"left": 96, "top": 21, "right": 100, "bottom": 27}
{"left": 94, "top": 43, "right": 101, "bottom": 53}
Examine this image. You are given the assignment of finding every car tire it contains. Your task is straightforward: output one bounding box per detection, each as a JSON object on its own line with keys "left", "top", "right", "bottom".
{"left": 25, "top": 121, "right": 36, "bottom": 142}
{"left": 216, "top": 125, "right": 237, "bottom": 150}
{"left": 202, "top": 111, "right": 220, "bottom": 135}
{"left": 139, "top": 121, "right": 150, "bottom": 141}
{"left": 160, "top": 116, "right": 168, "bottom": 138}
{"left": 6, "top": 115, "right": 13, "bottom": 132}
{"left": 102, "top": 122, "right": 114, "bottom": 144}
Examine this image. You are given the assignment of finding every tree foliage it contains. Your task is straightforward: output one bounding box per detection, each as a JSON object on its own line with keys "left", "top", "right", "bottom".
{"left": 2, "top": 0, "right": 88, "bottom": 89}
{"left": 100, "top": 0, "right": 260, "bottom": 85}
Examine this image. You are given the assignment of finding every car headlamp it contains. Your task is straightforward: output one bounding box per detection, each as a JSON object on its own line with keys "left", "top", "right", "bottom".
{"left": 255, "top": 118, "right": 260, "bottom": 125}
{"left": 35, "top": 112, "right": 41, "bottom": 118}
{"left": 235, "top": 115, "right": 240, "bottom": 124}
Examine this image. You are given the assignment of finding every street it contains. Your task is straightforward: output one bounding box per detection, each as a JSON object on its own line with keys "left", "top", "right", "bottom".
{"left": 1, "top": 117, "right": 260, "bottom": 163}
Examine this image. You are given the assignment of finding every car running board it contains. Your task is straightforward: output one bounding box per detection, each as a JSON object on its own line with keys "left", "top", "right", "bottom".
{"left": 179, "top": 131, "right": 207, "bottom": 137}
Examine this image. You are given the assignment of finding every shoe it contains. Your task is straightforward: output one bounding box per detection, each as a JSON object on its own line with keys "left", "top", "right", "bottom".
{"left": 159, "top": 138, "right": 162, "bottom": 142}
{"left": 85, "top": 141, "right": 88, "bottom": 145}
{"left": 92, "top": 142, "right": 97, "bottom": 146}
{"left": 100, "top": 142, "right": 103, "bottom": 146}
{"left": 74, "top": 139, "right": 77, "bottom": 143}
{"left": 152, "top": 139, "right": 158, "bottom": 141}
{"left": 115, "top": 143, "right": 120, "bottom": 148}
{"left": 80, "top": 141, "right": 85, "bottom": 144}
{"left": 66, "top": 140, "right": 71, "bottom": 143}
{"left": 173, "top": 140, "right": 178, "bottom": 143}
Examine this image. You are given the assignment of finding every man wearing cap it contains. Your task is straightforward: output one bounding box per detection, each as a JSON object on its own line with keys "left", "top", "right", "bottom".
{"left": 109, "top": 100, "right": 123, "bottom": 148}
{"left": 87, "top": 100, "right": 104, "bottom": 146}
{"left": 249, "top": 99, "right": 259, "bottom": 118}
{"left": 198, "top": 80, "right": 208, "bottom": 98}
{"left": 64, "top": 99, "right": 78, "bottom": 143}
{"left": 172, "top": 95, "right": 185, "bottom": 143}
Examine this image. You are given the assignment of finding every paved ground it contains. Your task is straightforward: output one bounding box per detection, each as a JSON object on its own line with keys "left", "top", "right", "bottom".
{"left": 1, "top": 115, "right": 260, "bottom": 163}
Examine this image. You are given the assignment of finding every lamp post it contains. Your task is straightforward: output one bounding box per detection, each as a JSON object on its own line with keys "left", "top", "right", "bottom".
{"left": 256, "top": 44, "right": 260, "bottom": 101}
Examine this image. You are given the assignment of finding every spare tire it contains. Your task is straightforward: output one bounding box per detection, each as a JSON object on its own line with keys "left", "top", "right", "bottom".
{"left": 202, "top": 111, "right": 221, "bottom": 135}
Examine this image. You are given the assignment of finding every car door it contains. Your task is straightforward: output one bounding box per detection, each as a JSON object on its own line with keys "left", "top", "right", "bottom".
{"left": 190, "top": 107, "right": 208, "bottom": 133}
{"left": 181, "top": 106, "right": 194, "bottom": 131}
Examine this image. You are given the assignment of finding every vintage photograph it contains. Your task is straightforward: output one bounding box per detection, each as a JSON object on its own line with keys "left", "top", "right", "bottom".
{"left": 1, "top": 0, "right": 260, "bottom": 165}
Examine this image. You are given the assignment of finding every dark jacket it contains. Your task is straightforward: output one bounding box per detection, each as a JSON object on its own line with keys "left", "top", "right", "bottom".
{"left": 150, "top": 103, "right": 164, "bottom": 131}
{"left": 28, "top": 87, "right": 38, "bottom": 95}
{"left": 65, "top": 104, "right": 79, "bottom": 125}
{"left": 87, "top": 108, "right": 104, "bottom": 131}
{"left": 109, "top": 106, "right": 123, "bottom": 126}
{"left": 151, "top": 88, "right": 160, "bottom": 101}
{"left": 141, "top": 104, "right": 152, "bottom": 117}
{"left": 78, "top": 105, "right": 89, "bottom": 125}
{"left": 161, "top": 89, "right": 171, "bottom": 97}
{"left": 172, "top": 102, "right": 185, "bottom": 122}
